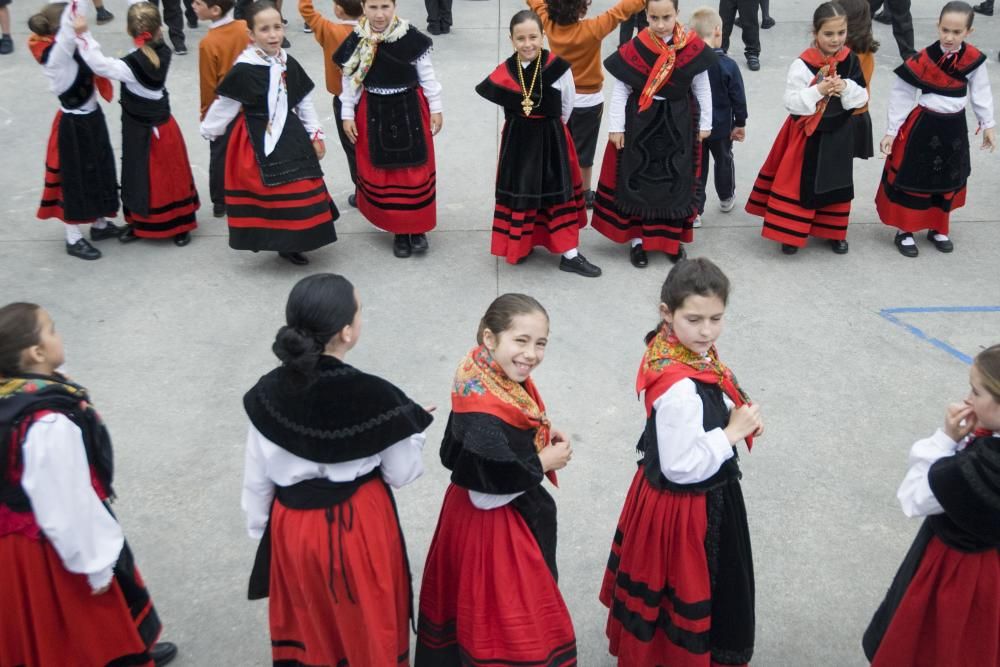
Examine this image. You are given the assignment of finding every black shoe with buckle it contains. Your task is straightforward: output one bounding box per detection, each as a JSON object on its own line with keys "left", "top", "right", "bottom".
{"left": 174, "top": 232, "right": 191, "bottom": 247}
{"left": 66, "top": 238, "right": 102, "bottom": 260}
{"left": 278, "top": 251, "right": 309, "bottom": 265}
{"left": 559, "top": 253, "right": 602, "bottom": 277}
{"left": 829, "top": 239, "right": 849, "bottom": 254}
{"left": 629, "top": 244, "right": 648, "bottom": 268}
{"left": 584, "top": 189, "right": 595, "bottom": 210}
{"left": 150, "top": 642, "right": 179, "bottom": 667}
{"left": 213, "top": 203, "right": 226, "bottom": 218}
{"left": 781, "top": 243, "right": 799, "bottom": 255}
{"left": 410, "top": 233, "right": 429, "bottom": 253}
{"left": 118, "top": 226, "right": 140, "bottom": 243}
{"left": 926, "top": 230, "right": 954, "bottom": 253}
{"left": 348, "top": 193, "right": 357, "bottom": 208}
{"left": 746, "top": 55, "right": 760, "bottom": 71}
{"left": 393, "top": 234, "right": 412, "bottom": 258}
{"left": 90, "top": 221, "right": 124, "bottom": 241}
{"left": 667, "top": 245, "right": 687, "bottom": 263}
{"left": 894, "top": 232, "right": 918, "bottom": 257}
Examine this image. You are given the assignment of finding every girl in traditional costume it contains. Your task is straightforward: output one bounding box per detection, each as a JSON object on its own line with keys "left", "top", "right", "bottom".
{"left": 474, "top": 10, "right": 600, "bottom": 276}
{"left": 0, "top": 302, "right": 176, "bottom": 667}
{"left": 201, "top": 0, "right": 338, "bottom": 266}
{"left": 600, "top": 258, "right": 763, "bottom": 667}
{"left": 242, "top": 273, "right": 433, "bottom": 666}
{"left": 841, "top": 0, "right": 878, "bottom": 160}
{"left": 745, "top": 1, "right": 868, "bottom": 255}
{"left": 334, "top": 0, "right": 442, "bottom": 259}
{"left": 29, "top": 1, "right": 121, "bottom": 261}
{"left": 591, "top": 0, "right": 716, "bottom": 268}
{"left": 416, "top": 294, "right": 577, "bottom": 666}
{"left": 863, "top": 344, "right": 1000, "bottom": 666}
{"left": 875, "top": 0, "right": 995, "bottom": 258}
{"left": 74, "top": 1, "right": 200, "bottom": 247}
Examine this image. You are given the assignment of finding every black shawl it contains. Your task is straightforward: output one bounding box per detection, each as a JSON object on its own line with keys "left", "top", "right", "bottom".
{"left": 928, "top": 434, "right": 1000, "bottom": 551}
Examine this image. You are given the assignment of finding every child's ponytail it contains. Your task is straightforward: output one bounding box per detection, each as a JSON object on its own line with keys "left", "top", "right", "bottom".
{"left": 127, "top": 2, "right": 164, "bottom": 69}
{"left": 27, "top": 3, "right": 67, "bottom": 36}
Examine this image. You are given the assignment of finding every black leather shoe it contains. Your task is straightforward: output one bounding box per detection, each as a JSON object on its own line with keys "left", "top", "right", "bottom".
{"left": 761, "top": 16, "right": 775, "bottom": 28}
{"left": 393, "top": 234, "right": 412, "bottom": 258}
{"left": 667, "top": 245, "right": 687, "bottom": 263}
{"left": 781, "top": 243, "right": 799, "bottom": 255}
{"left": 515, "top": 249, "right": 534, "bottom": 265}
{"left": 150, "top": 642, "right": 178, "bottom": 667}
{"left": 559, "top": 253, "right": 602, "bottom": 277}
{"left": 118, "top": 226, "right": 140, "bottom": 243}
{"left": 894, "top": 232, "right": 918, "bottom": 257}
{"left": 212, "top": 203, "right": 226, "bottom": 218}
{"left": 746, "top": 55, "right": 761, "bottom": 71}
{"left": 926, "top": 230, "right": 954, "bottom": 253}
{"left": 173, "top": 232, "right": 191, "bottom": 247}
{"left": 584, "top": 190, "right": 595, "bottom": 210}
{"left": 410, "top": 233, "right": 429, "bottom": 253}
{"left": 95, "top": 6, "right": 114, "bottom": 24}
{"left": 348, "top": 193, "right": 357, "bottom": 208}
{"left": 427, "top": 24, "right": 442, "bottom": 35}
{"left": 829, "top": 239, "right": 849, "bottom": 254}
{"left": 66, "top": 238, "right": 102, "bottom": 260}
{"left": 629, "top": 244, "right": 648, "bottom": 268}
{"left": 278, "top": 251, "right": 309, "bottom": 265}
{"left": 873, "top": 9, "right": 891, "bottom": 23}
{"left": 973, "top": 1, "right": 994, "bottom": 15}
{"left": 90, "top": 221, "right": 124, "bottom": 241}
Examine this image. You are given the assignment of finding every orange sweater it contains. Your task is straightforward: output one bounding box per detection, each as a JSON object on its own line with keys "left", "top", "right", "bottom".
{"left": 855, "top": 50, "right": 875, "bottom": 115}
{"left": 299, "top": 0, "right": 356, "bottom": 96}
{"left": 198, "top": 19, "right": 249, "bottom": 119}
{"left": 527, "top": 0, "right": 645, "bottom": 94}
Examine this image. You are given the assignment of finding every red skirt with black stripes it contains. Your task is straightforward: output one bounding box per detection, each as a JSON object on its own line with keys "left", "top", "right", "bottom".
{"left": 745, "top": 117, "right": 851, "bottom": 248}
{"left": 355, "top": 89, "right": 436, "bottom": 234}
{"left": 124, "top": 116, "right": 199, "bottom": 238}
{"left": 224, "top": 116, "right": 338, "bottom": 253}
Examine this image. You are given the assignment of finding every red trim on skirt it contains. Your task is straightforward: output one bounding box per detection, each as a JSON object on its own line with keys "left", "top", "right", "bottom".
{"left": 871, "top": 535, "right": 1000, "bottom": 666}
{"left": 875, "top": 107, "right": 965, "bottom": 235}
{"left": 416, "top": 484, "right": 577, "bottom": 666}
{"left": 37, "top": 112, "right": 117, "bottom": 225}
{"left": 355, "top": 89, "right": 436, "bottom": 234}
{"left": 745, "top": 117, "right": 851, "bottom": 247}
{"left": 268, "top": 477, "right": 410, "bottom": 666}
{"left": 124, "top": 116, "right": 199, "bottom": 238}
{"left": 492, "top": 125, "right": 587, "bottom": 264}
{"left": 0, "top": 534, "right": 154, "bottom": 667}
{"left": 591, "top": 141, "right": 697, "bottom": 255}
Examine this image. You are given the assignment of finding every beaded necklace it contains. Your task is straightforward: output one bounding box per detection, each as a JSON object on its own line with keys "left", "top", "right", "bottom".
{"left": 516, "top": 54, "right": 543, "bottom": 116}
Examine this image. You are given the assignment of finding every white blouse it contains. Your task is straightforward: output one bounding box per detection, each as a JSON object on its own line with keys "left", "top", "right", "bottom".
{"left": 608, "top": 71, "right": 712, "bottom": 134}
{"left": 884, "top": 62, "right": 995, "bottom": 136}
{"left": 241, "top": 424, "right": 426, "bottom": 538}
{"left": 783, "top": 58, "right": 868, "bottom": 117}
{"left": 20, "top": 413, "right": 124, "bottom": 591}
{"left": 896, "top": 428, "right": 974, "bottom": 518}
{"left": 653, "top": 378, "right": 735, "bottom": 484}
{"left": 74, "top": 32, "right": 164, "bottom": 101}
{"left": 338, "top": 52, "right": 443, "bottom": 120}
{"left": 44, "top": 3, "right": 98, "bottom": 114}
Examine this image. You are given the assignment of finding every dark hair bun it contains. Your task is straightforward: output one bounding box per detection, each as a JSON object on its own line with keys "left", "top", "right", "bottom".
{"left": 272, "top": 325, "right": 323, "bottom": 374}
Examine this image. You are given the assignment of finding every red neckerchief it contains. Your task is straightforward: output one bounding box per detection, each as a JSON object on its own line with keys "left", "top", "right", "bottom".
{"left": 636, "top": 23, "right": 691, "bottom": 112}
{"left": 29, "top": 33, "right": 114, "bottom": 102}
{"left": 636, "top": 326, "right": 754, "bottom": 450}
{"left": 452, "top": 344, "right": 557, "bottom": 485}
{"left": 796, "top": 45, "right": 851, "bottom": 137}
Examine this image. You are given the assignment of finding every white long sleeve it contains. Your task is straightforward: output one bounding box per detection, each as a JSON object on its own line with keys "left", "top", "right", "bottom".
{"left": 241, "top": 424, "right": 425, "bottom": 538}
{"left": 294, "top": 90, "right": 324, "bottom": 138}
{"left": 896, "top": 428, "right": 961, "bottom": 518}
{"left": 884, "top": 62, "right": 995, "bottom": 136}
{"left": 608, "top": 76, "right": 630, "bottom": 132}
{"left": 200, "top": 96, "right": 242, "bottom": 140}
{"left": 338, "top": 52, "right": 442, "bottom": 121}
{"left": 74, "top": 32, "right": 163, "bottom": 100}
{"left": 653, "top": 379, "right": 735, "bottom": 485}
{"left": 967, "top": 64, "right": 996, "bottom": 130}
{"left": 44, "top": 3, "right": 98, "bottom": 113}
{"left": 469, "top": 489, "right": 524, "bottom": 509}
{"left": 884, "top": 76, "right": 919, "bottom": 136}
{"left": 691, "top": 70, "right": 712, "bottom": 132}
{"left": 339, "top": 74, "right": 360, "bottom": 119}
{"left": 555, "top": 68, "right": 575, "bottom": 124}
{"left": 783, "top": 59, "right": 825, "bottom": 116}
{"left": 21, "top": 413, "right": 124, "bottom": 591}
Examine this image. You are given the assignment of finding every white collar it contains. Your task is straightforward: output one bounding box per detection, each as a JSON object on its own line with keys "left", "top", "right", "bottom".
{"left": 210, "top": 9, "right": 235, "bottom": 29}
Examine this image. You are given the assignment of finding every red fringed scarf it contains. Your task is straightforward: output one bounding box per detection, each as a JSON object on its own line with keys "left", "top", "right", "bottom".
{"left": 452, "top": 344, "right": 557, "bottom": 485}
{"left": 28, "top": 33, "right": 113, "bottom": 102}
{"left": 636, "top": 23, "right": 691, "bottom": 113}
{"left": 796, "top": 46, "right": 851, "bottom": 137}
{"left": 636, "top": 326, "right": 754, "bottom": 450}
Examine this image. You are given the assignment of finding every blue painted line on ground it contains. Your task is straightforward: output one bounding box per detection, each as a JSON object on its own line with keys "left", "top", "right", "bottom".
{"left": 878, "top": 306, "right": 1000, "bottom": 365}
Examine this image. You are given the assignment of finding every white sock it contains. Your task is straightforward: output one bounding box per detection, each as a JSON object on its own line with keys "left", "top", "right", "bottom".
{"left": 562, "top": 248, "right": 579, "bottom": 260}
{"left": 630, "top": 238, "right": 643, "bottom": 248}
{"left": 92, "top": 217, "right": 108, "bottom": 230}
{"left": 65, "top": 224, "right": 83, "bottom": 244}
{"left": 897, "top": 233, "right": 916, "bottom": 246}
{"left": 931, "top": 232, "right": 950, "bottom": 241}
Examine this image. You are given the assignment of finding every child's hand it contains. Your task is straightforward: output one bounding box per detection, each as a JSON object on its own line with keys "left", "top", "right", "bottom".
{"left": 816, "top": 78, "right": 836, "bottom": 96}
{"left": 609, "top": 132, "right": 625, "bottom": 150}
{"left": 539, "top": 437, "right": 572, "bottom": 473}
{"left": 879, "top": 134, "right": 895, "bottom": 156}
{"left": 422, "top": 404, "right": 437, "bottom": 413}
{"left": 73, "top": 14, "right": 89, "bottom": 34}
{"left": 91, "top": 583, "right": 111, "bottom": 595}
{"left": 982, "top": 127, "right": 996, "bottom": 153}
{"left": 731, "top": 127, "right": 746, "bottom": 142}
{"left": 430, "top": 112, "right": 443, "bottom": 135}
{"left": 312, "top": 139, "right": 325, "bottom": 160}
{"left": 343, "top": 120, "right": 358, "bottom": 145}
{"left": 944, "top": 402, "right": 977, "bottom": 442}
{"left": 724, "top": 404, "right": 762, "bottom": 445}
{"left": 698, "top": 130, "right": 710, "bottom": 141}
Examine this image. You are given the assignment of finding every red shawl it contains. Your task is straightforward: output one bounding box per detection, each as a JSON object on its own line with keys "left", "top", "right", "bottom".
{"left": 796, "top": 46, "right": 851, "bottom": 137}
{"left": 636, "top": 23, "right": 694, "bottom": 112}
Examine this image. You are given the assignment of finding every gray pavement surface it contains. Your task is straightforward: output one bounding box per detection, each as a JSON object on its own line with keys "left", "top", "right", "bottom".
{"left": 2, "top": 0, "right": 1000, "bottom": 664}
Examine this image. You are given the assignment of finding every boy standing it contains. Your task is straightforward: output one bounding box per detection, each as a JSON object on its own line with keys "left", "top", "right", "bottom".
{"left": 193, "top": 0, "right": 248, "bottom": 217}
{"left": 690, "top": 7, "right": 746, "bottom": 227}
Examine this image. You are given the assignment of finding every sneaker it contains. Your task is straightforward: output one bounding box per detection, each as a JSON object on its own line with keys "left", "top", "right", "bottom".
{"left": 90, "top": 221, "right": 124, "bottom": 241}
{"left": 746, "top": 55, "right": 761, "bottom": 71}
{"left": 174, "top": 44, "right": 188, "bottom": 55}
{"left": 873, "top": 9, "right": 891, "bottom": 24}
{"left": 66, "top": 238, "right": 102, "bottom": 260}
{"left": 303, "top": 23, "right": 313, "bottom": 32}
{"left": 584, "top": 189, "right": 595, "bottom": 210}
{"left": 427, "top": 24, "right": 442, "bottom": 35}
{"left": 0, "top": 35, "right": 13, "bottom": 55}
{"left": 692, "top": 215, "right": 702, "bottom": 228}
{"left": 559, "top": 253, "right": 602, "bottom": 277}
{"left": 761, "top": 16, "right": 776, "bottom": 28}
{"left": 95, "top": 6, "right": 114, "bottom": 24}
{"left": 719, "top": 197, "right": 736, "bottom": 212}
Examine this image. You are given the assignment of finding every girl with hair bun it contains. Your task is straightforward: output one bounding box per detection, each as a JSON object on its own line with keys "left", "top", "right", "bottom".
{"left": 417, "top": 294, "right": 577, "bottom": 666}
{"left": 242, "top": 273, "right": 433, "bottom": 666}
{"left": 73, "top": 0, "right": 200, "bottom": 247}
{"left": 600, "top": 258, "right": 762, "bottom": 666}
{"left": 864, "top": 344, "right": 1000, "bottom": 665}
